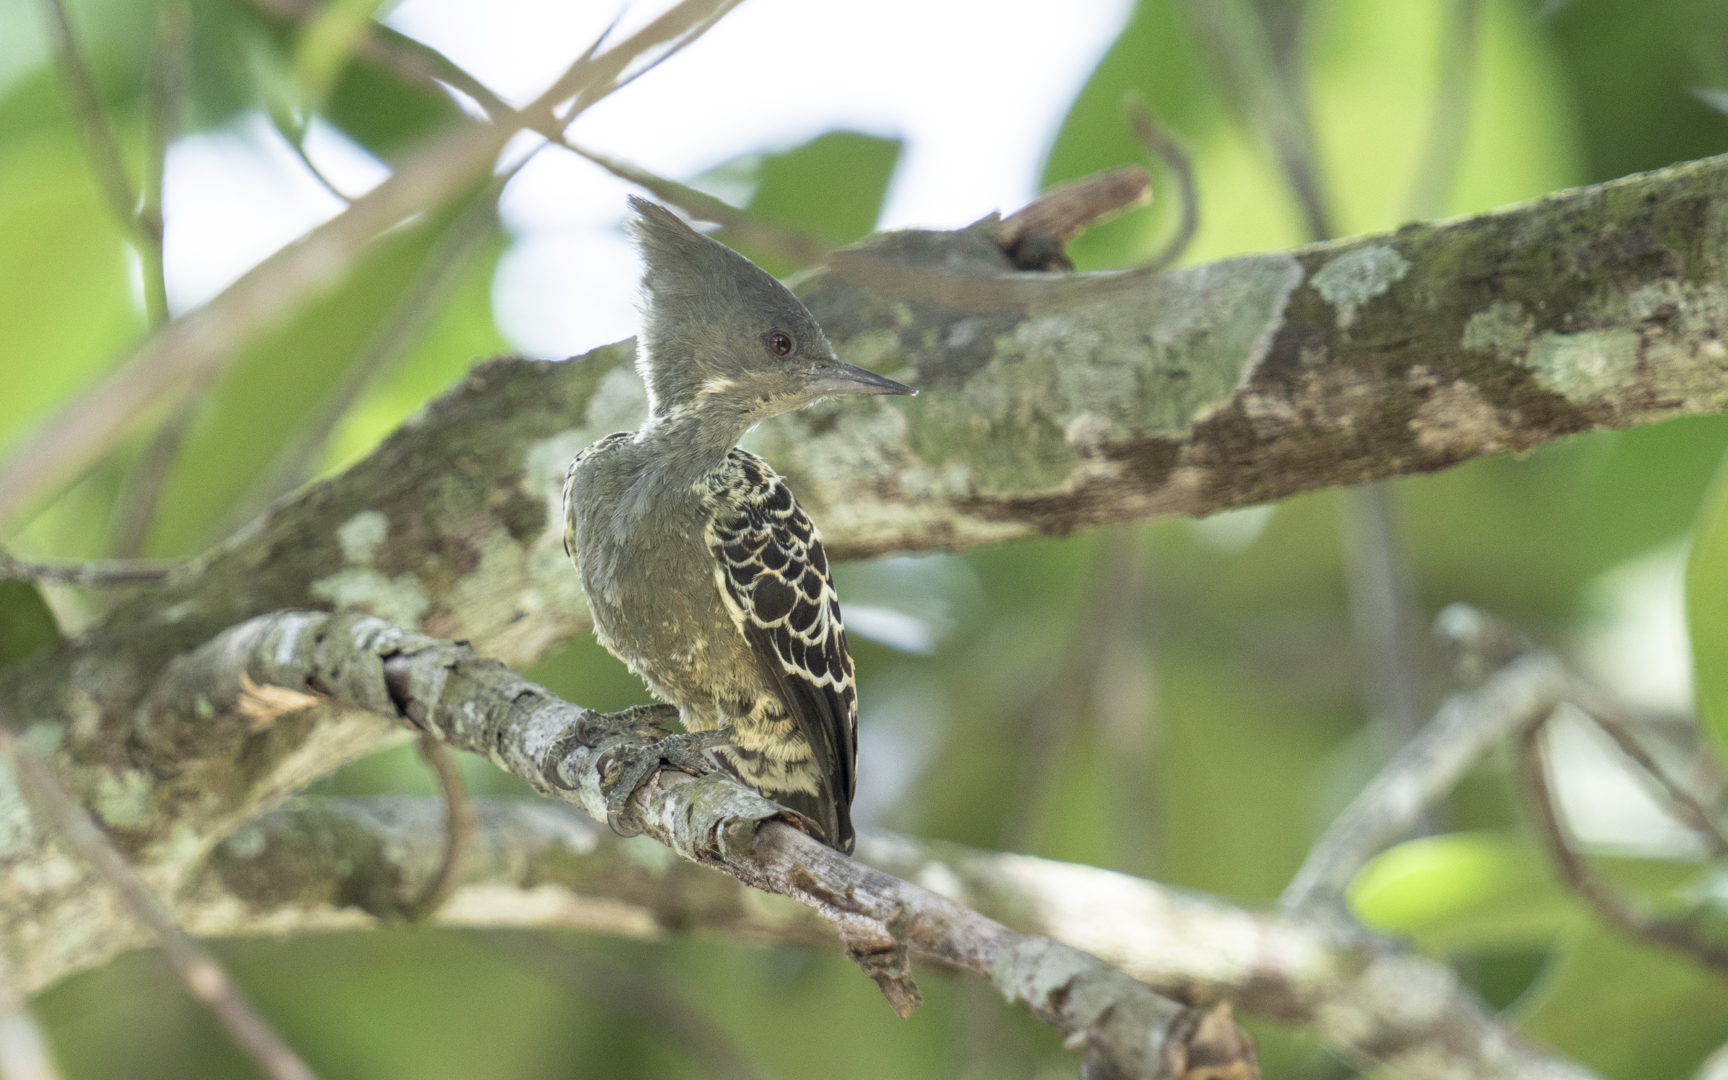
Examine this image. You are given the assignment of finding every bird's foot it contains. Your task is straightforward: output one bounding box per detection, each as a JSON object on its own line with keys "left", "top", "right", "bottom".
{"left": 574, "top": 702, "right": 682, "bottom": 744}
{"left": 592, "top": 727, "right": 732, "bottom": 838}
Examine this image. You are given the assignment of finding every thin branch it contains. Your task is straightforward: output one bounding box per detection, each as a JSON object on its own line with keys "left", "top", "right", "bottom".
{"left": 140, "top": 4, "right": 189, "bottom": 327}
{"left": 245, "top": 0, "right": 512, "bottom": 117}
{"left": 1281, "top": 651, "right": 1571, "bottom": 915}
{"left": 1124, "top": 95, "right": 1199, "bottom": 273}
{"left": 108, "top": 390, "right": 199, "bottom": 559}
{"left": 489, "top": 936, "right": 779, "bottom": 1080}
{"left": 564, "top": 142, "right": 833, "bottom": 268}
{"left": 0, "top": 954, "right": 60, "bottom": 1080}
{"left": 37, "top": 0, "right": 141, "bottom": 243}
{"left": 400, "top": 734, "right": 475, "bottom": 922}
{"left": 196, "top": 793, "right": 1599, "bottom": 1079}
{"left": 1004, "top": 527, "right": 1150, "bottom": 856}
{"left": 1181, "top": 0, "right": 1331, "bottom": 241}
{"left": 226, "top": 165, "right": 514, "bottom": 530}
{"left": 1564, "top": 682, "right": 1728, "bottom": 858}
{"left": 992, "top": 165, "right": 1151, "bottom": 271}
{"left": 0, "top": 725, "right": 322, "bottom": 1080}
{"left": 0, "top": 548, "right": 170, "bottom": 588}
{"left": 133, "top": 610, "right": 1253, "bottom": 1080}
{"left": 0, "top": 0, "right": 748, "bottom": 535}
{"left": 1339, "top": 483, "right": 1431, "bottom": 780}
{"left": 248, "top": 0, "right": 831, "bottom": 269}
{"left": 1518, "top": 718, "right": 1728, "bottom": 973}
{"left": 1404, "top": 0, "right": 1480, "bottom": 222}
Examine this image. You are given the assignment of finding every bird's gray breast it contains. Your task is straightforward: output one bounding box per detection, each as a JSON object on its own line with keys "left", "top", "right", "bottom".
{"left": 565, "top": 436, "right": 752, "bottom": 708}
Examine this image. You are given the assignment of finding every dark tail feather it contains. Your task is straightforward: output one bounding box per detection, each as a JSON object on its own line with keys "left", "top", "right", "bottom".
{"left": 774, "top": 788, "right": 854, "bottom": 854}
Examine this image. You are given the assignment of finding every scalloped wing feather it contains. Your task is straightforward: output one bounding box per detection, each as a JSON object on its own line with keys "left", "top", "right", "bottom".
{"left": 706, "top": 450, "right": 857, "bottom": 851}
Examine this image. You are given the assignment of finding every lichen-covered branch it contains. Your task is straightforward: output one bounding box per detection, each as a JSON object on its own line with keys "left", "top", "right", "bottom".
{"left": 183, "top": 793, "right": 1594, "bottom": 1080}
{"left": 9, "top": 156, "right": 1728, "bottom": 838}
{"left": 37, "top": 610, "right": 1254, "bottom": 1080}
{"left": 3, "top": 149, "right": 1724, "bottom": 1080}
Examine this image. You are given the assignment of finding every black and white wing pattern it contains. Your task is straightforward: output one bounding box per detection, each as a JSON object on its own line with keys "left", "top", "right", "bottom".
{"left": 705, "top": 448, "right": 857, "bottom": 852}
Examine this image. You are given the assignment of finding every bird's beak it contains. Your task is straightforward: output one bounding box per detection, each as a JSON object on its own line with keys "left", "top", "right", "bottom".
{"left": 807, "top": 360, "right": 917, "bottom": 397}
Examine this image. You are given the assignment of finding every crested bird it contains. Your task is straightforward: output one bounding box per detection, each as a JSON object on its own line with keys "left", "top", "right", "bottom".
{"left": 562, "top": 197, "right": 915, "bottom": 853}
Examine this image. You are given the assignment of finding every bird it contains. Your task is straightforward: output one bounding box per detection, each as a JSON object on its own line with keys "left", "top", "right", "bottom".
{"left": 561, "top": 197, "right": 915, "bottom": 854}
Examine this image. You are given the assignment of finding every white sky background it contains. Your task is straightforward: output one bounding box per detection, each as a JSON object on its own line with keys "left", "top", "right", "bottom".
{"left": 160, "top": 0, "right": 1134, "bottom": 356}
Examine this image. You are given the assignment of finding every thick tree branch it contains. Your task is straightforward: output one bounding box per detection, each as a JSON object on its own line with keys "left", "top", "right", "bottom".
{"left": 2, "top": 152, "right": 1725, "bottom": 1080}
{"left": 11, "top": 154, "right": 1728, "bottom": 761}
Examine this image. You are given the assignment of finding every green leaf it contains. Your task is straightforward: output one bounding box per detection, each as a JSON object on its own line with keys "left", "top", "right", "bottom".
{"left": 1349, "top": 830, "right": 1702, "bottom": 951}
{"left": 1518, "top": 928, "right": 1728, "bottom": 1080}
{"left": 0, "top": 121, "right": 142, "bottom": 460}
{"left": 1687, "top": 447, "right": 1728, "bottom": 762}
{"left": 0, "top": 579, "right": 62, "bottom": 667}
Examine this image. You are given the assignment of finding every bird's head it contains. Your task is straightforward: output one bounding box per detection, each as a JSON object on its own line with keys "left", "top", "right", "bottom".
{"left": 626, "top": 196, "right": 914, "bottom": 427}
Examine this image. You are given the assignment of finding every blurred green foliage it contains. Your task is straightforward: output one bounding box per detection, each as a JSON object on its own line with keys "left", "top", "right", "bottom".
{"left": 5, "top": 0, "right": 1728, "bottom": 1078}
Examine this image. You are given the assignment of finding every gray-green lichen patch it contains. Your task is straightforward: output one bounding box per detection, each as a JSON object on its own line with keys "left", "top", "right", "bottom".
{"left": 336, "top": 510, "right": 389, "bottom": 566}
{"left": 895, "top": 254, "right": 1302, "bottom": 497}
{"left": 93, "top": 768, "right": 152, "bottom": 827}
{"left": 1523, "top": 330, "right": 1640, "bottom": 401}
{"left": 1461, "top": 300, "right": 1535, "bottom": 358}
{"left": 1311, "top": 244, "right": 1410, "bottom": 330}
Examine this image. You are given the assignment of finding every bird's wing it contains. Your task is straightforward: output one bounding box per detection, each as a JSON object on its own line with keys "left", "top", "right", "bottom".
{"left": 707, "top": 451, "right": 857, "bottom": 851}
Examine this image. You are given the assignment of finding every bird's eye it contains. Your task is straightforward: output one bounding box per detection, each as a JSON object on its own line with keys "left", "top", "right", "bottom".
{"left": 768, "top": 331, "right": 794, "bottom": 357}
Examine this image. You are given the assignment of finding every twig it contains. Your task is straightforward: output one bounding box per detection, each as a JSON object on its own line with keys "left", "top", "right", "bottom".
{"left": 226, "top": 166, "right": 515, "bottom": 530}
{"left": 0, "top": 954, "right": 60, "bottom": 1080}
{"left": 247, "top": 0, "right": 829, "bottom": 269}
{"left": 0, "top": 549, "right": 171, "bottom": 588}
{"left": 491, "top": 936, "right": 778, "bottom": 1080}
{"left": 1124, "top": 95, "right": 1199, "bottom": 273}
{"left": 1404, "top": 0, "right": 1480, "bottom": 222}
{"left": 108, "top": 390, "right": 199, "bottom": 559}
{"left": 0, "top": 725, "right": 322, "bottom": 1080}
{"left": 400, "top": 734, "right": 475, "bottom": 922}
{"left": 564, "top": 143, "right": 833, "bottom": 268}
{"left": 245, "top": 0, "right": 512, "bottom": 118}
{"left": 1562, "top": 681, "right": 1728, "bottom": 858}
{"left": 1518, "top": 719, "right": 1728, "bottom": 973}
{"left": 0, "top": 0, "right": 747, "bottom": 535}
{"left": 37, "top": 0, "right": 141, "bottom": 244}
{"left": 992, "top": 165, "right": 1151, "bottom": 271}
{"left": 1004, "top": 528, "right": 1151, "bottom": 859}
{"left": 1339, "top": 483, "right": 1431, "bottom": 777}
{"left": 1181, "top": 0, "right": 1331, "bottom": 241}
{"left": 139, "top": 5, "right": 189, "bottom": 327}
{"left": 1281, "top": 651, "right": 1571, "bottom": 915}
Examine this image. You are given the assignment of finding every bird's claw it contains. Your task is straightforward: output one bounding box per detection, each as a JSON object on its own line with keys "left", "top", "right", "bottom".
{"left": 598, "top": 729, "right": 731, "bottom": 837}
